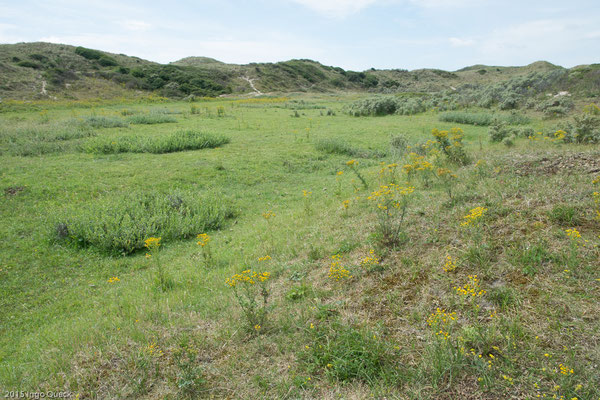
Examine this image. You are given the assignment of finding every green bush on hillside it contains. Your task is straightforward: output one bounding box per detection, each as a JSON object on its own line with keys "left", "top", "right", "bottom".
{"left": 74, "top": 46, "right": 104, "bottom": 60}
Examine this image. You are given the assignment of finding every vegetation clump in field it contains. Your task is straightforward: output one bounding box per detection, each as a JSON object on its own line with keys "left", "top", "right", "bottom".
{"left": 53, "top": 190, "right": 234, "bottom": 254}
{"left": 85, "top": 130, "right": 229, "bottom": 154}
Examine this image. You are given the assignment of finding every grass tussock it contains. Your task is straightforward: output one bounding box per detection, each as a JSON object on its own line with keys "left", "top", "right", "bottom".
{"left": 85, "top": 130, "right": 230, "bottom": 154}
{"left": 127, "top": 113, "right": 177, "bottom": 125}
{"left": 80, "top": 116, "right": 128, "bottom": 128}
{"left": 53, "top": 190, "right": 235, "bottom": 254}
{"left": 439, "top": 111, "right": 531, "bottom": 126}
{"left": 0, "top": 121, "right": 96, "bottom": 156}
{"left": 314, "top": 138, "right": 385, "bottom": 158}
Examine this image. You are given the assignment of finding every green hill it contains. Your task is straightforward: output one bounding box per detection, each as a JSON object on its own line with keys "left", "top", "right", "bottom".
{"left": 0, "top": 42, "right": 599, "bottom": 101}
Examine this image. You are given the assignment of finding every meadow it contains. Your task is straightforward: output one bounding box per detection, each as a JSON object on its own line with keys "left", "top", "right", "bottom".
{"left": 0, "top": 95, "right": 599, "bottom": 399}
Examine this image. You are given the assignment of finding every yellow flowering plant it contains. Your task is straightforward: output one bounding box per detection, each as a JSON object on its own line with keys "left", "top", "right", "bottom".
{"left": 367, "top": 183, "right": 415, "bottom": 247}
{"left": 225, "top": 268, "right": 272, "bottom": 332}
{"left": 145, "top": 237, "right": 173, "bottom": 291}
{"left": 360, "top": 249, "right": 381, "bottom": 272}
{"left": 436, "top": 168, "right": 458, "bottom": 200}
{"left": 346, "top": 159, "right": 368, "bottom": 189}
{"left": 196, "top": 233, "right": 214, "bottom": 268}
{"left": 402, "top": 153, "right": 434, "bottom": 186}
{"left": 303, "top": 190, "right": 312, "bottom": 214}
{"left": 427, "top": 308, "right": 457, "bottom": 340}
{"left": 431, "top": 127, "right": 470, "bottom": 165}
{"left": 461, "top": 207, "right": 487, "bottom": 227}
{"left": 378, "top": 162, "right": 400, "bottom": 185}
{"left": 335, "top": 170, "right": 344, "bottom": 197}
{"left": 328, "top": 254, "right": 352, "bottom": 281}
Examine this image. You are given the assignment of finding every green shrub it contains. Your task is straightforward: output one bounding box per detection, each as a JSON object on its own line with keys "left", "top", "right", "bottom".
{"left": 74, "top": 46, "right": 104, "bottom": 60}
{"left": 439, "top": 111, "right": 530, "bottom": 126}
{"left": 127, "top": 114, "right": 177, "bottom": 124}
{"left": 53, "top": 190, "right": 235, "bottom": 254}
{"left": 536, "top": 96, "right": 575, "bottom": 117}
{"left": 515, "top": 127, "right": 534, "bottom": 138}
{"left": 502, "top": 136, "right": 515, "bottom": 147}
{"left": 439, "top": 112, "right": 495, "bottom": 126}
{"left": 488, "top": 121, "right": 512, "bottom": 142}
{"left": 85, "top": 130, "right": 229, "bottom": 154}
{"left": 17, "top": 60, "right": 41, "bottom": 69}
{"left": 572, "top": 112, "right": 600, "bottom": 143}
{"left": 346, "top": 96, "right": 399, "bottom": 116}
{"left": 98, "top": 56, "right": 118, "bottom": 67}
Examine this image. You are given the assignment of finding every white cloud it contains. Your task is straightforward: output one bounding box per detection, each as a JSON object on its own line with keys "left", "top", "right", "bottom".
{"left": 449, "top": 37, "right": 475, "bottom": 47}
{"left": 471, "top": 18, "right": 599, "bottom": 67}
{"left": 290, "top": 0, "right": 378, "bottom": 17}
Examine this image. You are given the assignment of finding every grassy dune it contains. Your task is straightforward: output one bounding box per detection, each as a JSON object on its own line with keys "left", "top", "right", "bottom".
{"left": 0, "top": 95, "right": 599, "bottom": 399}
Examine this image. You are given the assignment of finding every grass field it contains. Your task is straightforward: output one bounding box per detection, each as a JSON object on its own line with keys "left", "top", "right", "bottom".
{"left": 1, "top": 95, "right": 599, "bottom": 399}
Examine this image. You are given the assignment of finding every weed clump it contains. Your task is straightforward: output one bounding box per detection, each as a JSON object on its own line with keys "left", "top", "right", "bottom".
{"left": 300, "top": 323, "right": 395, "bottom": 383}
{"left": 127, "top": 114, "right": 177, "bottom": 124}
{"left": 85, "top": 130, "right": 229, "bottom": 154}
{"left": 53, "top": 190, "right": 234, "bottom": 254}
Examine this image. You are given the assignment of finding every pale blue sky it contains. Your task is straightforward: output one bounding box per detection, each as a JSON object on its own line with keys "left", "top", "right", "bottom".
{"left": 1, "top": 0, "right": 598, "bottom": 71}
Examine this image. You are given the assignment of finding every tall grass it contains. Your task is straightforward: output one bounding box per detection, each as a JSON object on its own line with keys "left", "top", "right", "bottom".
{"left": 315, "top": 138, "right": 386, "bottom": 158}
{"left": 0, "top": 121, "right": 96, "bottom": 156}
{"left": 80, "top": 116, "right": 128, "bottom": 128}
{"left": 84, "top": 130, "right": 230, "bottom": 154}
{"left": 439, "top": 111, "right": 531, "bottom": 126}
{"left": 127, "top": 114, "right": 177, "bottom": 124}
{"left": 53, "top": 190, "right": 235, "bottom": 254}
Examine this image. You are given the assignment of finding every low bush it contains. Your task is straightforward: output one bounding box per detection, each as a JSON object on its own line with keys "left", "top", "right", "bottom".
{"left": 53, "top": 190, "right": 235, "bottom": 254}
{"left": 536, "top": 96, "right": 575, "bottom": 117}
{"left": 97, "top": 56, "right": 118, "bottom": 67}
{"left": 439, "top": 111, "right": 530, "bottom": 126}
{"left": 74, "top": 46, "right": 104, "bottom": 60}
{"left": 345, "top": 96, "right": 427, "bottom": 117}
{"left": 85, "top": 130, "right": 230, "bottom": 154}
{"left": 439, "top": 112, "right": 495, "bottom": 126}
{"left": 488, "top": 121, "right": 513, "bottom": 142}
{"left": 17, "top": 60, "right": 41, "bottom": 69}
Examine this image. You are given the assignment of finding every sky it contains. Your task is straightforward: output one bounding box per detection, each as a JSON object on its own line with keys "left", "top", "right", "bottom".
{"left": 0, "top": 0, "right": 599, "bottom": 71}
